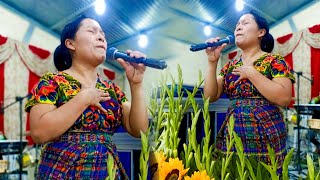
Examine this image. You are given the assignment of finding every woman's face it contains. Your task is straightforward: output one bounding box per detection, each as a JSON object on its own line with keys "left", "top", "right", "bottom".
{"left": 71, "top": 18, "right": 107, "bottom": 65}
{"left": 234, "top": 14, "right": 265, "bottom": 49}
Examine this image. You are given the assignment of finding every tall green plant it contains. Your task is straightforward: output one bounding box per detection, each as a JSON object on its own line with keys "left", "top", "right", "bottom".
{"left": 260, "top": 146, "right": 279, "bottom": 180}
{"left": 139, "top": 129, "right": 150, "bottom": 180}
{"left": 181, "top": 96, "right": 215, "bottom": 176}
{"left": 201, "top": 97, "right": 215, "bottom": 177}
{"left": 218, "top": 115, "right": 235, "bottom": 180}
{"left": 149, "top": 65, "right": 203, "bottom": 159}
{"left": 233, "top": 133, "right": 249, "bottom": 180}
{"left": 149, "top": 75, "right": 167, "bottom": 151}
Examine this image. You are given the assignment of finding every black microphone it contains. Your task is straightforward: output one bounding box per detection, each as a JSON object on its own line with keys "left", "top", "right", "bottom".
{"left": 190, "top": 35, "right": 235, "bottom": 52}
{"left": 106, "top": 47, "right": 167, "bottom": 70}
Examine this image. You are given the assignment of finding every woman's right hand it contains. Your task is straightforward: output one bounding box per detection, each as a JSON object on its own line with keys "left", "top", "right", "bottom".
{"left": 80, "top": 87, "right": 110, "bottom": 114}
{"left": 205, "top": 37, "right": 228, "bottom": 63}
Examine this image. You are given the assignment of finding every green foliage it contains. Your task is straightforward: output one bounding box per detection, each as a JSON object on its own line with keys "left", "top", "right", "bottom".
{"left": 139, "top": 129, "right": 150, "bottom": 180}
{"left": 260, "top": 145, "right": 279, "bottom": 180}
{"left": 105, "top": 154, "right": 116, "bottom": 180}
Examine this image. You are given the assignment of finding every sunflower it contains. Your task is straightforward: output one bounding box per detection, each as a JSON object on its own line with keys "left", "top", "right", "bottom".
{"left": 158, "top": 158, "right": 189, "bottom": 180}
{"left": 150, "top": 151, "right": 167, "bottom": 180}
{"left": 184, "top": 170, "right": 214, "bottom": 180}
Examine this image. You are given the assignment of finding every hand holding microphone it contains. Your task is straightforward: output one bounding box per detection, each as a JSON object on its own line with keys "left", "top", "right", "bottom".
{"left": 106, "top": 47, "right": 167, "bottom": 70}
{"left": 190, "top": 35, "right": 235, "bottom": 52}
{"left": 206, "top": 37, "right": 229, "bottom": 63}
{"left": 190, "top": 35, "right": 235, "bottom": 63}
{"left": 117, "top": 49, "right": 147, "bottom": 85}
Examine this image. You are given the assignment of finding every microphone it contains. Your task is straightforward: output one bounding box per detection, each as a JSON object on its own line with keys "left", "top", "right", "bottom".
{"left": 190, "top": 35, "right": 235, "bottom": 52}
{"left": 106, "top": 47, "right": 167, "bottom": 70}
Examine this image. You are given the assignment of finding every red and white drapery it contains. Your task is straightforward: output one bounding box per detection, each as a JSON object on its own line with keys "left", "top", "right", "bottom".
{"left": 0, "top": 35, "right": 117, "bottom": 144}
{"left": 222, "top": 24, "right": 320, "bottom": 106}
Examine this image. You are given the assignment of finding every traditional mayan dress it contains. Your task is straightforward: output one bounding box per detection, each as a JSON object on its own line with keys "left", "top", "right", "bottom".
{"left": 25, "top": 72, "right": 128, "bottom": 179}
{"left": 216, "top": 54, "right": 295, "bottom": 173}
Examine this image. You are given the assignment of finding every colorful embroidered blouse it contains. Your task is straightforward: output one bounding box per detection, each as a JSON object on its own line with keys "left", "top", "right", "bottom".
{"left": 25, "top": 71, "right": 127, "bottom": 134}
{"left": 219, "top": 53, "right": 295, "bottom": 99}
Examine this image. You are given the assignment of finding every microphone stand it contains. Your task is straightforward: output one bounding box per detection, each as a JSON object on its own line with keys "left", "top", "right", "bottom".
{"left": 292, "top": 70, "right": 313, "bottom": 173}
{"left": 1, "top": 95, "right": 29, "bottom": 180}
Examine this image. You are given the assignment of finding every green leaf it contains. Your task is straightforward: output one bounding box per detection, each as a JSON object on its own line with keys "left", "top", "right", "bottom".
{"left": 138, "top": 130, "right": 150, "bottom": 180}
{"left": 236, "top": 161, "right": 242, "bottom": 179}
{"left": 225, "top": 152, "right": 234, "bottom": 168}
{"left": 267, "top": 145, "right": 276, "bottom": 166}
{"left": 243, "top": 171, "right": 249, "bottom": 180}
{"left": 245, "top": 158, "right": 256, "bottom": 180}
{"left": 316, "top": 172, "right": 320, "bottom": 180}
{"left": 106, "top": 154, "right": 116, "bottom": 180}
{"left": 224, "top": 173, "right": 230, "bottom": 180}
{"left": 282, "top": 148, "right": 294, "bottom": 180}
{"left": 307, "top": 154, "right": 315, "bottom": 180}
{"left": 233, "top": 133, "right": 244, "bottom": 153}
{"left": 261, "top": 162, "right": 278, "bottom": 180}
{"left": 256, "top": 163, "right": 262, "bottom": 180}
{"left": 209, "top": 161, "right": 215, "bottom": 177}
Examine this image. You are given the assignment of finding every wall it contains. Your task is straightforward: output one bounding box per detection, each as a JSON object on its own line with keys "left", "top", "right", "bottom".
{"left": 270, "top": 1, "right": 320, "bottom": 37}
{"left": 0, "top": 3, "right": 59, "bottom": 52}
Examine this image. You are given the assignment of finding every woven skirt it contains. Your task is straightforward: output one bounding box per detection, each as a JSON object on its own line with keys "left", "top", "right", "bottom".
{"left": 216, "top": 98, "right": 287, "bottom": 173}
{"left": 37, "top": 132, "right": 128, "bottom": 180}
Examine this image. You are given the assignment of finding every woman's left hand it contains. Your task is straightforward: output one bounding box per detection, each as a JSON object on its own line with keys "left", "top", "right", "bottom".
{"left": 117, "top": 50, "right": 147, "bottom": 85}
{"left": 232, "top": 65, "right": 255, "bottom": 85}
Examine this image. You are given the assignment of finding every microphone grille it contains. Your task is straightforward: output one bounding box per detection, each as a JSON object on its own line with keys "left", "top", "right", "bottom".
{"left": 227, "top": 35, "right": 235, "bottom": 45}
{"left": 106, "top": 47, "right": 118, "bottom": 60}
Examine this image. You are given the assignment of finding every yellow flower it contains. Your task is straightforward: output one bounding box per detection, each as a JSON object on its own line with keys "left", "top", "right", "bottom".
{"left": 150, "top": 151, "right": 167, "bottom": 179}
{"left": 158, "top": 158, "right": 189, "bottom": 180}
{"left": 184, "top": 170, "right": 214, "bottom": 180}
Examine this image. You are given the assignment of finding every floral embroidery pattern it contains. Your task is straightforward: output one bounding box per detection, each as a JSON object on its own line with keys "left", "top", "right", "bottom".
{"left": 219, "top": 53, "right": 295, "bottom": 99}
{"left": 26, "top": 72, "right": 127, "bottom": 133}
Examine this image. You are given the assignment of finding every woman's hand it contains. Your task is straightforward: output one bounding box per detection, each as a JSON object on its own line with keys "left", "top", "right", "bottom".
{"left": 232, "top": 65, "right": 255, "bottom": 85}
{"left": 117, "top": 50, "right": 146, "bottom": 85}
{"left": 205, "top": 37, "right": 228, "bottom": 63}
{"left": 80, "top": 87, "right": 110, "bottom": 113}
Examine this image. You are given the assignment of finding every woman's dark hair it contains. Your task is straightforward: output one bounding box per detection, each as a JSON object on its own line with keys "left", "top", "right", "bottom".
{"left": 54, "top": 15, "right": 89, "bottom": 71}
{"left": 246, "top": 11, "right": 274, "bottom": 53}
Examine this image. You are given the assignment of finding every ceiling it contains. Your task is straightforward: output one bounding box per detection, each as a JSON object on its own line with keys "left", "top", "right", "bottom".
{"left": 1, "top": 0, "right": 316, "bottom": 72}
